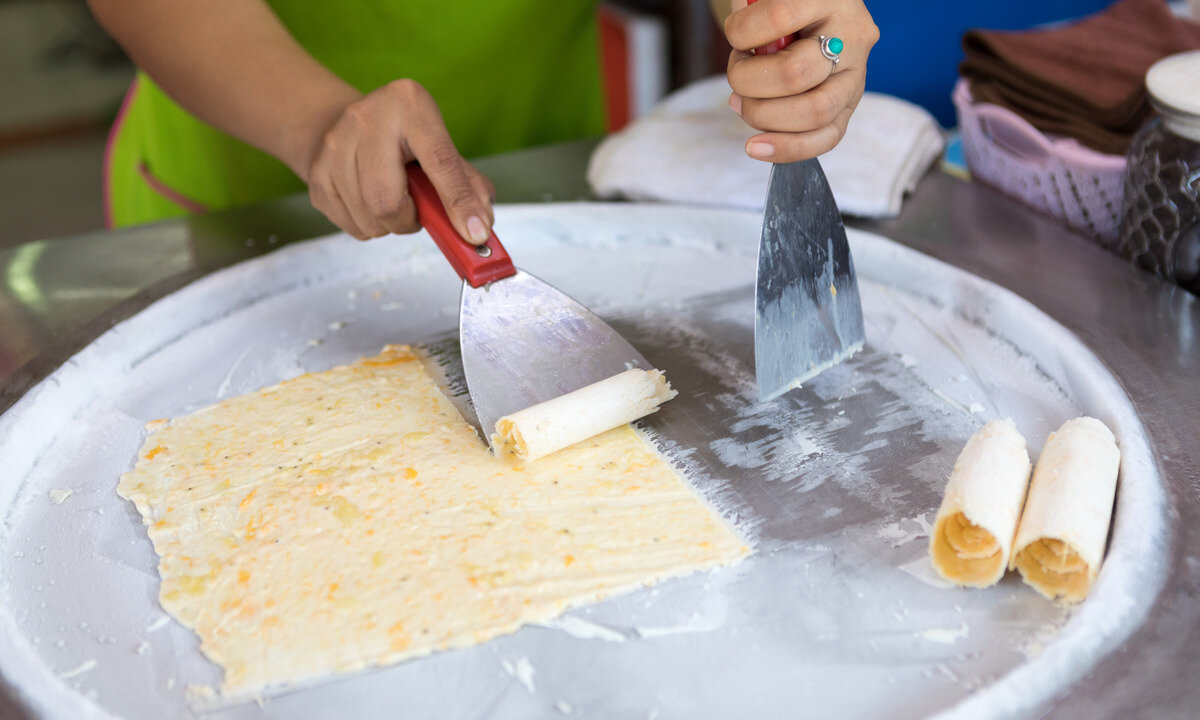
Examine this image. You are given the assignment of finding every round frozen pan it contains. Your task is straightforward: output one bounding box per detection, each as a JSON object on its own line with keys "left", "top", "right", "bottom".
{"left": 0, "top": 204, "right": 1164, "bottom": 719}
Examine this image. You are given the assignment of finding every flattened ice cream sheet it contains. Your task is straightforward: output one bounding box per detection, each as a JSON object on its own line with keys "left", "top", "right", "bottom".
{"left": 118, "top": 346, "right": 747, "bottom": 694}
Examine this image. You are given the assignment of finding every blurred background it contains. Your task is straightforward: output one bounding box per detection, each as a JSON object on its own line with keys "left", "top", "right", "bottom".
{"left": 0, "top": 0, "right": 1118, "bottom": 250}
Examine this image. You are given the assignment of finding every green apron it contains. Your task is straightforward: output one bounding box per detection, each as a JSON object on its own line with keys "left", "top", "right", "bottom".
{"left": 105, "top": 1, "right": 605, "bottom": 227}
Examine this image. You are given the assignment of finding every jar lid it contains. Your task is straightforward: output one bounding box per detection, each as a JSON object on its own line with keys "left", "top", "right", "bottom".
{"left": 1146, "top": 50, "right": 1200, "bottom": 117}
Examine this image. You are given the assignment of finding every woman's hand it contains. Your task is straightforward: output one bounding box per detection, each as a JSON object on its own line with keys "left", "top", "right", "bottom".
{"left": 303, "top": 79, "right": 495, "bottom": 242}
{"left": 722, "top": 0, "right": 878, "bottom": 162}
{"left": 87, "top": 0, "right": 493, "bottom": 240}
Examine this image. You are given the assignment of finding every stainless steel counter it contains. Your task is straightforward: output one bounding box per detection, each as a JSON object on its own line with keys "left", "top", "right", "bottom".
{"left": 0, "top": 139, "right": 1197, "bottom": 719}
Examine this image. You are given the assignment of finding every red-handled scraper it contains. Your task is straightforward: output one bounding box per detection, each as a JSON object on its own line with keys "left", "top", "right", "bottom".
{"left": 747, "top": 11, "right": 865, "bottom": 401}
{"left": 407, "top": 163, "right": 651, "bottom": 444}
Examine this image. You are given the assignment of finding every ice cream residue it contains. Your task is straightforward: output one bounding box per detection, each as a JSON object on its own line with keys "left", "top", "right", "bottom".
{"left": 501, "top": 657, "right": 537, "bottom": 693}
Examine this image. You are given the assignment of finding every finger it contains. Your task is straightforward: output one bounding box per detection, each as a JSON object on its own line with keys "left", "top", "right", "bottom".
{"left": 307, "top": 152, "right": 371, "bottom": 240}
{"left": 744, "top": 104, "right": 855, "bottom": 163}
{"left": 736, "top": 70, "right": 862, "bottom": 133}
{"left": 463, "top": 162, "right": 496, "bottom": 226}
{"left": 331, "top": 140, "right": 389, "bottom": 240}
{"left": 326, "top": 105, "right": 390, "bottom": 239}
{"left": 727, "top": 39, "right": 834, "bottom": 99}
{"left": 310, "top": 180, "right": 370, "bottom": 240}
{"left": 724, "top": 0, "right": 826, "bottom": 52}
{"left": 357, "top": 125, "right": 419, "bottom": 236}
{"left": 392, "top": 82, "right": 493, "bottom": 245}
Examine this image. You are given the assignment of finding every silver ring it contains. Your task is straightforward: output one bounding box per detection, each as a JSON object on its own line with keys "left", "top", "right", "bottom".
{"left": 818, "top": 35, "right": 843, "bottom": 70}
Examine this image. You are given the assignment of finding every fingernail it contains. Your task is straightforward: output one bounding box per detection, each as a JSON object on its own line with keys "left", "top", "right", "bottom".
{"left": 729, "top": 93, "right": 742, "bottom": 115}
{"left": 467, "top": 216, "right": 488, "bottom": 243}
{"left": 747, "top": 141, "right": 775, "bottom": 158}
{"left": 731, "top": 0, "right": 748, "bottom": 11}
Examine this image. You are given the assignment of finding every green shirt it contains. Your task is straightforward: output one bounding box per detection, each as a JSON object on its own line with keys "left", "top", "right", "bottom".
{"left": 106, "top": 0, "right": 605, "bottom": 227}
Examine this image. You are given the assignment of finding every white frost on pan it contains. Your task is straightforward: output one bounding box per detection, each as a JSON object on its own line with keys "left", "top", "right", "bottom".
{"left": 538, "top": 616, "right": 629, "bottom": 643}
{"left": 185, "top": 684, "right": 216, "bottom": 702}
{"left": 792, "top": 429, "right": 823, "bottom": 458}
{"left": 635, "top": 611, "right": 725, "bottom": 639}
{"left": 936, "top": 664, "right": 959, "bottom": 683}
{"left": 878, "top": 514, "right": 933, "bottom": 547}
{"left": 144, "top": 617, "right": 169, "bottom": 633}
{"left": 899, "top": 556, "right": 957, "bottom": 590}
{"left": 214, "top": 346, "right": 252, "bottom": 399}
{"left": 931, "top": 389, "right": 974, "bottom": 416}
{"left": 501, "top": 657, "right": 537, "bottom": 694}
{"left": 57, "top": 659, "right": 96, "bottom": 680}
{"left": 917, "top": 624, "right": 970, "bottom": 644}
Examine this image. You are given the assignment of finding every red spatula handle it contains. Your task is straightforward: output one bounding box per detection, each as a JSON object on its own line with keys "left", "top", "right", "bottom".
{"left": 406, "top": 162, "right": 516, "bottom": 288}
{"left": 747, "top": 0, "right": 794, "bottom": 54}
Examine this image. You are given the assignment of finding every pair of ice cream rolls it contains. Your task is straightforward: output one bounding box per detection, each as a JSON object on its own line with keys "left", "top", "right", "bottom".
{"left": 929, "top": 416, "right": 1120, "bottom": 603}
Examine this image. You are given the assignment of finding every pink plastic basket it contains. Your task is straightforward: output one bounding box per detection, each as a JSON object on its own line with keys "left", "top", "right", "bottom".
{"left": 953, "top": 79, "right": 1127, "bottom": 245}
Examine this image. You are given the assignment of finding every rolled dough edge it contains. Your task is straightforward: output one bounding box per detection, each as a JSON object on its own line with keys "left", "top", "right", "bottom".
{"left": 492, "top": 369, "right": 677, "bottom": 463}
{"left": 1010, "top": 417, "right": 1120, "bottom": 604}
{"left": 928, "top": 419, "right": 1032, "bottom": 588}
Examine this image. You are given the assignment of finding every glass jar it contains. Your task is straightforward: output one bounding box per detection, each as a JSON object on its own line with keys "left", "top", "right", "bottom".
{"left": 1118, "top": 51, "right": 1200, "bottom": 294}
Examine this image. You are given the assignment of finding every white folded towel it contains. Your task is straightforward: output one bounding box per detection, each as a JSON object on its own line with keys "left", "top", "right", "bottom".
{"left": 587, "top": 76, "right": 945, "bottom": 218}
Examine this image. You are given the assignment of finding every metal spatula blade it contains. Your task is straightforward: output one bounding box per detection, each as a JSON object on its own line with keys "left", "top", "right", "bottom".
{"left": 407, "top": 163, "right": 649, "bottom": 443}
{"left": 755, "top": 159, "right": 865, "bottom": 402}
{"left": 460, "top": 271, "right": 649, "bottom": 442}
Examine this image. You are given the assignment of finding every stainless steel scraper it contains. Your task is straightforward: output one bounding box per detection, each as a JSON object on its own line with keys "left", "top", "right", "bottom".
{"left": 754, "top": 157, "right": 865, "bottom": 402}
{"left": 748, "top": 16, "right": 865, "bottom": 402}
{"left": 407, "top": 163, "right": 650, "bottom": 444}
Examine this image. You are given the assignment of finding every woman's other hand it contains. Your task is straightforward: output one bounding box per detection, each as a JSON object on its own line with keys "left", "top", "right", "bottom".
{"left": 722, "top": 0, "right": 878, "bottom": 162}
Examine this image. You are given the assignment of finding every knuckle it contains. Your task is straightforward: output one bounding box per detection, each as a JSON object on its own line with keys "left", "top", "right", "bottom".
{"left": 766, "top": 2, "right": 794, "bottom": 35}
{"left": 344, "top": 99, "right": 372, "bottom": 125}
{"left": 386, "top": 77, "right": 424, "bottom": 102}
{"left": 864, "top": 20, "right": 881, "bottom": 47}
{"left": 811, "top": 93, "right": 840, "bottom": 127}
{"left": 446, "top": 187, "right": 478, "bottom": 211}
{"left": 832, "top": 120, "right": 849, "bottom": 144}
{"left": 321, "top": 132, "right": 342, "bottom": 157}
{"left": 722, "top": 15, "right": 743, "bottom": 47}
{"left": 726, "top": 58, "right": 750, "bottom": 93}
{"left": 428, "top": 143, "right": 461, "bottom": 170}
{"left": 739, "top": 98, "right": 763, "bottom": 128}
{"left": 385, "top": 202, "right": 419, "bottom": 234}
{"left": 363, "top": 186, "right": 403, "bottom": 219}
{"left": 780, "top": 56, "right": 816, "bottom": 93}
{"left": 393, "top": 216, "right": 419, "bottom": 235}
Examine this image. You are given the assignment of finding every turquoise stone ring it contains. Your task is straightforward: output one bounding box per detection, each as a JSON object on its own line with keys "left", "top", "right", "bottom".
{"left": 819, "top": 35, "right": 843, "bottom": 69}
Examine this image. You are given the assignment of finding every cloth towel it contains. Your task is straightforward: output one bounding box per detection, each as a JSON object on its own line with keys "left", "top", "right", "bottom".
{"left": 960, "top": 0, "right": 1200, "bottom": 155}
{"left": 586, "top": 76, "right": 944, "bottom": 218}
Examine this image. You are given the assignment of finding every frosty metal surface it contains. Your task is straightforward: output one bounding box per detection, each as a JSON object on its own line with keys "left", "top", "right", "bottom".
{"left": 755, "top": 159, "right": 865, "bottom": 401}
{"left": 459, "top": 269, "right": 649, "bottom": 444}
{"left": 0, "top": 205, "right": 1167, "bottom": 720}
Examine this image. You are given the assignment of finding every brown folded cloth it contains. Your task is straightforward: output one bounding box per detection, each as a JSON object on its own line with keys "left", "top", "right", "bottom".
{"left": 960, "top": 0, "right": 1200, "bottom": 155}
